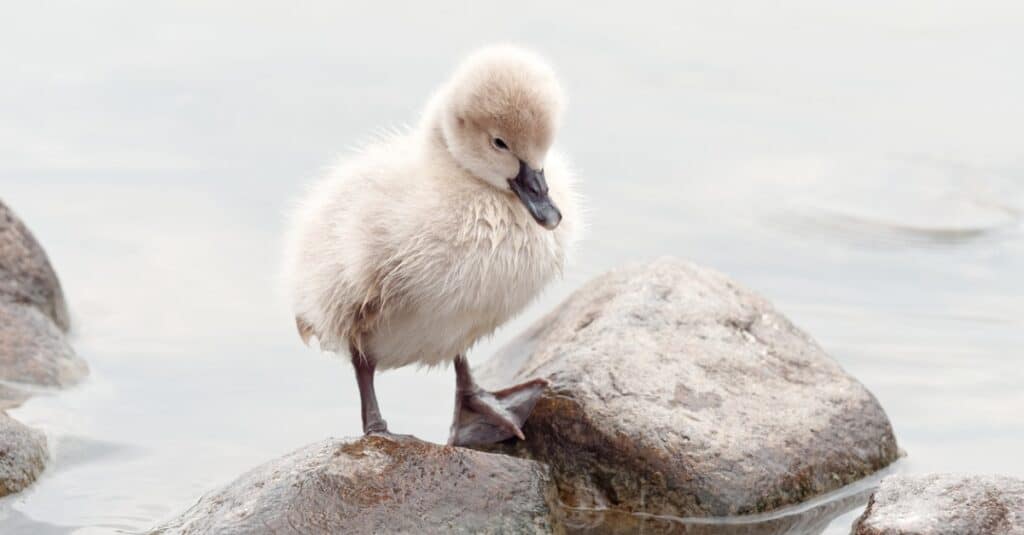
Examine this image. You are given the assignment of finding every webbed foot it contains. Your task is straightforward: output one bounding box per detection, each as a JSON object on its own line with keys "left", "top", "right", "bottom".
{"left": 448, "top": 377, "right": 548, "bottom": 447}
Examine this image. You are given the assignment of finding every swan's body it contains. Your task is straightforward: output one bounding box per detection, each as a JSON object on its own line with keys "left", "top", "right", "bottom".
{"left": 285, "top": 134, "right": 577, "bottom": 369}
{"left": 283, "top": 46, "right": 579, "bottom": 445}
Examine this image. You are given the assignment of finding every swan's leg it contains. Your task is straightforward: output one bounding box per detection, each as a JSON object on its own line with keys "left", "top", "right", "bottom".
{"left": 448, "top": 354, "right": 548, "bottom": 447}
{"left": 351, "top": 350, "right": 388, "bottom": 435}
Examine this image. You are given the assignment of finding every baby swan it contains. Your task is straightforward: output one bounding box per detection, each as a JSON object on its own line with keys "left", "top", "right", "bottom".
{"left": 283, "top": 46, "right": 579, "bottom": 446}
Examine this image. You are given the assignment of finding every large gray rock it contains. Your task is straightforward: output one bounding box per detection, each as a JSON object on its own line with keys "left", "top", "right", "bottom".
{"left": 478, "top": 258, "right": 899, "bottom": 517}
{"left": 0, "top": 412, "right": 48, "bottom": 497}
{"left": 852, "top": 474, "right": 1024, "bottom": 535}
{"left": 0, "top": 200, "right": 86, "bottom": 403}
{"left": 152, "top": 436, "right": 557, "bottom": 535}
{"left": 0, "top": 199, "right": 70, "bottom": 332}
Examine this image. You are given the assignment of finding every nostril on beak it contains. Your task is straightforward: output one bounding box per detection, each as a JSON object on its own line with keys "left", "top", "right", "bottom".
{"left": 530, "top": 169, "right": 547, "bottom": 195}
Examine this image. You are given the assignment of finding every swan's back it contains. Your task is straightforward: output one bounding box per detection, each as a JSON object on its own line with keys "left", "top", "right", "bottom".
{"left": 282, "top": 134, "right": 420, "bottom": 351}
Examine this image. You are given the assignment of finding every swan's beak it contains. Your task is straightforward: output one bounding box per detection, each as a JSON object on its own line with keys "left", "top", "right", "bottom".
{"left": 509, "top": 160, "right": 562, "bottom": 230}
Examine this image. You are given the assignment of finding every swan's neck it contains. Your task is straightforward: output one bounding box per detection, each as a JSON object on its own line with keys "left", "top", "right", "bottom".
{"left": 423, "top": 121, "right": 451, "bottom": 162}
{"left": 418, "top": 107, "right": 486, "bottom": 191}
{"left": 417, "top": 91, "right": 451, "bottom": 156}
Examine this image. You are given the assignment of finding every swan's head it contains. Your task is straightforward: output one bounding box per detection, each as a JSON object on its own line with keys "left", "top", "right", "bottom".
{"left": 437, "top": 46, "right": 565, "bottom": 230}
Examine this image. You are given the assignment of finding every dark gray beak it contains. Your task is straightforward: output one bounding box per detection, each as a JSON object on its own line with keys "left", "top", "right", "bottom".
{"left": 508, "top": 160, "right": 562, "bottom": 230}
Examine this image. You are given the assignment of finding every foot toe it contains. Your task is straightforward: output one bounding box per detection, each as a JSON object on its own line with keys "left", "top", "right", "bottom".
{"left": 448, "top": 379, "right": 547, "bottom": 447}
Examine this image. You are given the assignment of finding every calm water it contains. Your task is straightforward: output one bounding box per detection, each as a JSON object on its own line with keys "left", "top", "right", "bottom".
{"left": 1, "top": 2, "right": 1022, "bottom": 533}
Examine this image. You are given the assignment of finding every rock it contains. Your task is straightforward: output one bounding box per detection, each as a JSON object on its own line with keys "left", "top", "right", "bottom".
{"left": 0, "top": 199, "right": 70, "bottom": 332}
{"left": 852, "top": 474, "right": 1024, "bottom": 535}
{"left": 0, "top": 412, "right": 49, "bottom": 497}
{"left": 477, "top": 258, "right": 899, "bottom": 517}
{"left": 0, "top": 200, "right": 86, "bottom": 404}
{"left": 0, "top": 200, "right": 84, "bottom": 497}
{"left": 0, "top": 302, "right": 86, "bottom": 388}
{"left": 152, "top": 436, "right": 557, "bottom": 535}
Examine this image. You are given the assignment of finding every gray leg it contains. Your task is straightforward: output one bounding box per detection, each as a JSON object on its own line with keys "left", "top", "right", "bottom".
{"left": 448, "top": 354, "right": 548, "bottom": 447}
{"left": 352, "top": 350, "right": 388, "bottom": 435}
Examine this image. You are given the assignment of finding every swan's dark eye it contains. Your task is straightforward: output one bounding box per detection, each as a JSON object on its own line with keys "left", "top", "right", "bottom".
{"left": 491, "top": 138, "right": 509, "bottom": 151}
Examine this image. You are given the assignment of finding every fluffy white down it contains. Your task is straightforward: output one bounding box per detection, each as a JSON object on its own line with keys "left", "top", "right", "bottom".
{"left": 283, "top": 116, "right": 580, "bottom": 370}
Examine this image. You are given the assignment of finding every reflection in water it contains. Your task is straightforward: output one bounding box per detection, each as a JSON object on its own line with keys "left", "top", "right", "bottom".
{"left": 557, "top": 463, "right": 898, "bottom": 535}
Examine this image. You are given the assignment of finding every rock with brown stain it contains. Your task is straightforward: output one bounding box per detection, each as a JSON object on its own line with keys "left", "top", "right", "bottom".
{"left": 852, "top": 474, "right": 1024, "bottom": 535}
{"left": 0, "top": 412, "right": 48, "bottom": 497}
{"left": 476, "top": 258, "right": 899, "bottom": 517}
{"left": 151, "top": 436, "right": 558, "bottom": 535}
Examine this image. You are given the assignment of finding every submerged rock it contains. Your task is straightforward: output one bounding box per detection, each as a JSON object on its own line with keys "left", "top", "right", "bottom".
{"left": 0, "top": 412, "right": 48, "bottom": 497}
{"left": 477, "top": 258, "right": 898, "bottom": 517}
{"left": 152, "top": 436, "right": 557, "bottom": 535}
{"left": 852, "top": 474, "right": 1024, "bottom": 535}
{"left": 0, "top": 384, "right": 30, "bottom": 411}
